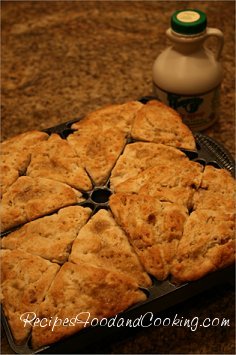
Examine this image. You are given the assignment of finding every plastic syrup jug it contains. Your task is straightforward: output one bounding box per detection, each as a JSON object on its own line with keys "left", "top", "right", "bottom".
{"left": 153, "top": 9, "right": 224, "bottom": 131}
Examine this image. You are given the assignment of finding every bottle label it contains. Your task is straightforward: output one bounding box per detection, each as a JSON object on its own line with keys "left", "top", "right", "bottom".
{"left": 153, "top": 83, "right": 220, "bottom": 131}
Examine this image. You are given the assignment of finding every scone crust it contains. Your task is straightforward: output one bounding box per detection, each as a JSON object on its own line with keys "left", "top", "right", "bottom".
{"left": 67, "top": 128, "right": 126, "bottom": 185}
{"left": 0, "top": 176, "right": 83, "bottom": 232}
{"left": 1, "top": 130, "right": 49, "bottom": 169}
{"left": 31, "top": 262, "right": 146, "bottom": 349}
{"left": 110, "top": 193, "right": 188, "bottom": 280}
{"left": 110, "top": 142, "right": 187, "bottom": 191}
{"left": 1, "top": 249, "right": 59, "bottom": 344}
{"left": 171, "top": 209, "right": 235, "bottom": 282}
{"left": 27, "top": 133, "right": 92, "bottom": 191}
{"left": 115, "top": 159, "right": 203, "bottom": 209}
{"left": 193, "top": 165, "right": 235, "bottom": 211}
{"left": 131, "top": 100, "right": 196, "bottom": 150}
{"left": 69, "top": 209, "right": 151, "bottom": 287}
{"left": 1, "top": 130, "right": 49, "bottom": 196}
{"left": 1, "top": 206, "right": 92, "bottom": 263}
{"left": 71, "top": 101, "right": 143, "bottom": 135}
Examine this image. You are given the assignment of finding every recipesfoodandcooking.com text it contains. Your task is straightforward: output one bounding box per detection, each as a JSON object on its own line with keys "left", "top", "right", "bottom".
{"left": 20, "top": 312, "right": 230, "bottom": 332}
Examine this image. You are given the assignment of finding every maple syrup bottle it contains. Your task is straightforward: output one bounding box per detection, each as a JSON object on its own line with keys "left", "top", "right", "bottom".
{"left": 153, "top": 9, "right": 224, "bottom": 131}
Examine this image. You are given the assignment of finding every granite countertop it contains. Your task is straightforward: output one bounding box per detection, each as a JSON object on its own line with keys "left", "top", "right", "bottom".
{"left": 1, "top": 1, "right": 235, "bottom": 354}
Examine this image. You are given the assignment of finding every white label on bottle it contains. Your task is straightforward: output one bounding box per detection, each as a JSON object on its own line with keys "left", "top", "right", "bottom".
{"left": 153, "top": 83, "right": 220, "bottom": 131}
{"left": 176, "top": 11, "right": 200, "bottom": 23}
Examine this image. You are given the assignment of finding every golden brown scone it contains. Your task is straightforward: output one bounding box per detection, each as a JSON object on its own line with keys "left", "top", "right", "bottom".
{"left": 0, "top": 176, "right": 83, "bottom": 232}
{"left": 1, "top": 130, "right": 49, "bottom": 168}
{"left": 131, "top": 100, "right": 196, "bottom": 150}
{"left": 110, "top": 193, "right": 188, "bottom": 280}
{"left": 67, "top": 127, "right": 126, "bottom": 186}
{"left": 0, "top": 130, "right": 49, "bottom": 196}
{"left": 1, "top": 206, "right": 92, "bottom": 264}
{"left": 110, "top": 142, "right": 188, "bottom": 190}
{"left": 0, "top": 249, "right": 60, "bottom": 344}
{"left": 193, "top": 165, "right": 235, "bottom": 211}
{"left": 0, "top": 164, "right": 19, "bottom": 196}
{"left": 116, "top": 160, "right": 203, "bottom": 209}
{"left": 27, "top": 133, "right": 92, "bottom": 191}
{"left": 171, "top": 209, "right": 235, "bottom": 282}
{"left": 72, "top": 101, "right": 143, "bottom": 135}
{"left": 140, "top": 186, "right": 195, "bottom": 210}
{"left": 31, "top": 262, "right": 146, "bottom": 349}
{"left": 69, "top": 209, "right": 151, "bottom": 287}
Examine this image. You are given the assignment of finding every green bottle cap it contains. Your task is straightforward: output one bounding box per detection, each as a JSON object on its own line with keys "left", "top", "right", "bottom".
{"left": 171, "top": 9, "right": 207, "bottom": 35}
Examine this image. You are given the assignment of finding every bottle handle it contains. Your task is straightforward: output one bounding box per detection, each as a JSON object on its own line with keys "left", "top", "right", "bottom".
{"left": 204, "top": 28, "right": 224, "bottom": 60}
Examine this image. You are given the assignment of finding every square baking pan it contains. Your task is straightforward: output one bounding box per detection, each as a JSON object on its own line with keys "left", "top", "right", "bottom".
{"left": 1, "top": 97, "right": 235, "bottom": 354}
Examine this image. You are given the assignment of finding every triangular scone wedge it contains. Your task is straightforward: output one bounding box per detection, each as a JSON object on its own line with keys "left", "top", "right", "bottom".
{"left": 0, "top": 131, "right": 49, "bottom": 196}
{"left": 116, "top": 160, "right": 203, "bottom": 209}
{"left": 31, "top": 262, "right": 146, "bottom": 350}
{"left": 69, "top": 209, "right": 151, "bottom": 287}
{"left": 193, "top": 165, "right": 235, "bottom": 211}
{"left": 0, "top": 249, "right": 60, "bottom": 344}
{"left": 110, "top": 142, "right": 188, "bottom": 191}
{"left": 0, "top": 176, "right": 83, "bottom": 232}
{"left": 110, "top": 193, "right": 188, "bottom": 280}
{"left": 171, "top": 209, "right": 235, "bottom": 283}
{"left": 27, "top": 133, "right": 92, "bottom": 191}
{"left": 67, "top": 127, "right": 126, "bottom": 186}
{"left": 71, "top": 101, "right": 143, "bottom": 135}
{"left": 1, "top": 206, "right": 92, "bottom": 264}
{"left": 131, "top": 100, "right": 196, "bottom": 150}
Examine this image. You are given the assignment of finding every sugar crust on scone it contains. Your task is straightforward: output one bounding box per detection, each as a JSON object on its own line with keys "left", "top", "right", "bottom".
{"left": 1, "top": 206, "right": 92, "bottom": 263}
{"left": 0, "top": 249, "right": 59, "bottom": 344}
{"left": 171, "top": 209, "right": 235, "bottom": 282}
{"left": 67, "top": 128, "right": 126, "bottom": 185}
{"left": 115, "top": 159, "right": 203, "bottom": 209}
{"left": 110, "top": 142, "right": 188, "bottom": 191}
{"left": 110, "top": 193, "right": 188, "bottom": 280}
{"left": 193, "top": 165, "right": 235, "bottom": 211}
{"left": 0, "top": 130, "right": 49, "bottom": 196}
{"left": 71, "top": 101, "right": 143, "bottom": 135}
{"left": 0, "top": 176, "right": 83, "bottom": 232}
{"left": 131, "top": 100, "right": 196, "bottom": 150}
{"left": 31, "top": 261, "right": 146, "bottom": 349}
{"left": 69, "top": 209, "right": 151, "bottom": 287}
{"left": 27, "top": 133, "right": 92, "bottom": 191}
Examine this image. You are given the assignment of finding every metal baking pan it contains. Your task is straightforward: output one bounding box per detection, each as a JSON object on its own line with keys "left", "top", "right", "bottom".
{"left": 1, "top": 97, "right": 235, "bottom": 354}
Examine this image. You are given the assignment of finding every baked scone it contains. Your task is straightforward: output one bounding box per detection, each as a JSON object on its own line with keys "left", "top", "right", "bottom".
{"left": 115, "top": 160, "right": 203, "bottom": 209}
{"left": 67, "top": 127, "right": 126, "bottom": 185}
{"left": 71, "top": 101, "right": 143, "bottom": 135}
{"left": 69, "top": 209, "right": 151, "bottom": 287}
{"left": 26, "top": 133, "right": 92, "bottom": 191}
{"left": 171, "top": 209, "right": 235, "bottom": 282}
{"left": 31, "top": 262, "right": 146, "bottom": 349}
{"left": 1, "top": 130, "right": 49, "bottom": 168}
{"left": 0, "top": 130, "right": 49, "bottom": 196}
{"left": 0, "top": 249, "right": 59, "bottom": 344}
{"left": 131, "top": 100, "right": 196, "bottom": 150}
{"left": 110, "top": 142, "right": 188, "bottom": 190}
{"left": 193, "top": 165, "right": 235, "bottom": 211}
{"left": 0, "top": 164, "right": 19, "bottom": 196}
{"left": 110, "top": 193, "right": 188, "bottom": 280}
{"left": 1, "top": 206, "right": 92, "bottom": 264}
{"left": 0, "top": 176, "right": 83, "bottom": 232}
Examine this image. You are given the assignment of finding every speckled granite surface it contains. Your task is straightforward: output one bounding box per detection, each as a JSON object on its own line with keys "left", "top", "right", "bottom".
{"left": 1, "top": 1, "right": 235, "bottom": 354}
